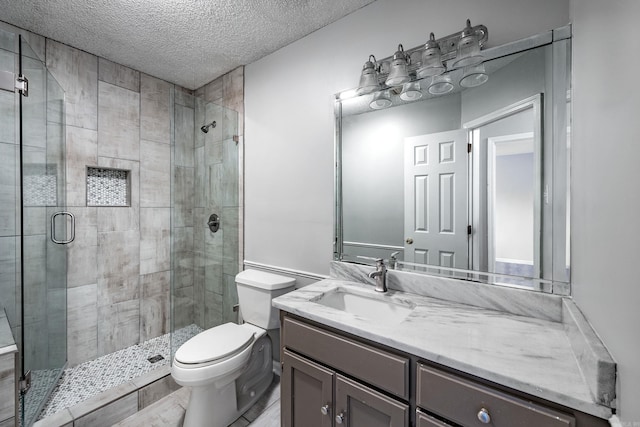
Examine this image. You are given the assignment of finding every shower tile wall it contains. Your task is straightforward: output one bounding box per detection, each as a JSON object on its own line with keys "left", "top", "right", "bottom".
{"left": 0, "top": 20, "right": 245, "bottom": 373}
{"left": 43, "top": 39, "right": 177, "bottom": 367}
{"left": 173, "top": 67, "right": 244, "bottom": 332}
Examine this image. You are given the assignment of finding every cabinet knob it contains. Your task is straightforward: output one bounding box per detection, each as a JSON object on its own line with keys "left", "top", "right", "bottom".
{"left": 477, "top": 408, "right": 491, "bottom": 424}
{"left": 335, "top": 412, "right": 345, "bottom": 424}
{"left": 320, "top": 404, "right": 330, "bottom": 416}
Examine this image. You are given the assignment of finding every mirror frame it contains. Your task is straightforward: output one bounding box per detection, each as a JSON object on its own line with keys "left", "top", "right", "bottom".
{"left": 333, "top": 25, "right": 572, "bottom": 295}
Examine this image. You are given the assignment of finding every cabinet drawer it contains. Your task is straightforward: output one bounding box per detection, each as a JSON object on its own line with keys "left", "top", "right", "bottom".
{"left": 282, "top": 316, "right": 409, "bottom": 399}
{"left": 416, "top": 363, "right": 575, "bottom": 427}
{"left": 417, "top": 410, "right": 453, "bottom": 427}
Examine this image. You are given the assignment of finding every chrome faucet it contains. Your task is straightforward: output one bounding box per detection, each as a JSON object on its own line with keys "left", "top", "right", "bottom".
{"left": 368, "top": 258, "right": 388, "bottom": 293}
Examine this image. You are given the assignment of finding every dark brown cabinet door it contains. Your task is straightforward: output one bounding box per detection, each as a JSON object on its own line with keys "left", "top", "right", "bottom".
{"left": 282, "top": 349, "right": 334, "bottom": 427}
{"left": 334, "top": 374, "right": 409, "bottom": 427}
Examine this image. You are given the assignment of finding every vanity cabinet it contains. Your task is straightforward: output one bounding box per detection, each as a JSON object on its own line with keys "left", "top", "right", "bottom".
{"left": 416, "top": 363, "right": 575, "bottom": 427}
{"left": 281, "top": 315, "right": 410, "bottom": 427}
{"left": 280, "top": 313, "right": 609, "bottom": 427}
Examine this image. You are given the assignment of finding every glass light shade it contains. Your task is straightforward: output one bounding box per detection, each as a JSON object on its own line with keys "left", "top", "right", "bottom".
{"left": 369, "top": 91, "right": 392, "bottom": 109}
{"left": 416, "top": 33, "right": 445, "bottom": 79}
{"left": 460, "top": 64, "right": 488, "bottom": 88}
{"left": 357, "top": 55, "right": 381, "bottom": 95}
{"left": 451, "top": 19, "right": 484, "bottom": 69}
{"left": 428, "top": 73, "right": 454, "bottom": 95}
{"left": 400, "top": 82, "right": 422, "bottom": 101}
{"left": 385, "top": 45, "right": 410, "bottom": 86}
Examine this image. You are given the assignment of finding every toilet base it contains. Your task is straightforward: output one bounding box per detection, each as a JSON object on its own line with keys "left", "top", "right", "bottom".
{"left": 183, "top": 380, "right": 238, "bottom": 427}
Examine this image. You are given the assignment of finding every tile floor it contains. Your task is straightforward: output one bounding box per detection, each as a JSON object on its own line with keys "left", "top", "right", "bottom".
{"left": 114, "top": 376, "right": 281, "bottom": 427}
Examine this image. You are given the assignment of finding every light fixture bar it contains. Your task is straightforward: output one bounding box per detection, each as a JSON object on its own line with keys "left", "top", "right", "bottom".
{"left": 372, "top": 22, "right": 488, "bottom": 85}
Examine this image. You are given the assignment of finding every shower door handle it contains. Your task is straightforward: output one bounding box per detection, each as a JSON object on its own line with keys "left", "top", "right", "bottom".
{"left": 51, "top": 211, "right": 75, "bottom": 244}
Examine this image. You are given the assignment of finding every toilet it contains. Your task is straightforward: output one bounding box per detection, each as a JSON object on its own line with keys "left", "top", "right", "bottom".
{"left": 171, "top": 269, "right": 295, "bottom": 427}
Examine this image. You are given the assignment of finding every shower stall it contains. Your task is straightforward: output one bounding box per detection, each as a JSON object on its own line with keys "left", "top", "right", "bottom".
{"left": 0, "top": 27, "right": 241, "bottom": 426}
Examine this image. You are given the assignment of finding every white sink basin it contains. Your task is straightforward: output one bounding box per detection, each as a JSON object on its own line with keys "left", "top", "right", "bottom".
{"left": 312, "top": 287, "right": 415, "bottom": 325}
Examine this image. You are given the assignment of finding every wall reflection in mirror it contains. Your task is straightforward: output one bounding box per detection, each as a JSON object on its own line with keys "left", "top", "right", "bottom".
{"left": 334, "top": 27, "right": 571, "bottom": 294}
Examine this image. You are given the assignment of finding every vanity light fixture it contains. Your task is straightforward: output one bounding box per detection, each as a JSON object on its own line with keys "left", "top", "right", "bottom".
{"left": 369, "top": 91, "right": 392, "bottom": 109}
{"left": 416, "top": 33, "right": 445, "bottom": 79}
{"left": 356, "top": 55, "right": 381, "bottom": 95}
{"left": 385, "top": 45, "right": 410, "bottom": 87}
{"left": 353, "top": 19, "right": 488, "bottom": 100}
{"left": 451, "top": 19, "right": 484, "bottom": 69}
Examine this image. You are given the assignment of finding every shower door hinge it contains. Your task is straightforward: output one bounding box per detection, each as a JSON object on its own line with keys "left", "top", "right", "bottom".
{"left": 0, "top": 70, "right": 27, "bottom": 95}
{"left": 19, "top": 370, "right": 32, "bottom": 393}
{"left": 15, "top": 74, "right": 28, "bottom": 97}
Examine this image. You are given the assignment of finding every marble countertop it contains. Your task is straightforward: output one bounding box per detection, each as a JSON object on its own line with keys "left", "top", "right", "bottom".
{"left": 273, "top": 278, "right": 612, "bottom": 419}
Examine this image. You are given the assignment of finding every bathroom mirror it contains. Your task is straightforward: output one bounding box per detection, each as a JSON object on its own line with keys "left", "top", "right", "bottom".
{"left": 334, "top": 27, "right": 571, "bottom": 294}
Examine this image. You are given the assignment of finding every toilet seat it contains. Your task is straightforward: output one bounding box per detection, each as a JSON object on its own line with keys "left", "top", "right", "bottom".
{"left": 174, "top": 323, "right": 255, "bottom": 367}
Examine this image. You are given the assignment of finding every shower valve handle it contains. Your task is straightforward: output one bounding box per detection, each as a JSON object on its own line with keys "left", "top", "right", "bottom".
{"left": 208, "top": 213, "right": 220, "bottom": 233}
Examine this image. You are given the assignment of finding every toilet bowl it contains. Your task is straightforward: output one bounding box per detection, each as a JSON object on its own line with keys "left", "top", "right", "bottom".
{"left": 171, "top": 269, "right": 295, "bottom": 427}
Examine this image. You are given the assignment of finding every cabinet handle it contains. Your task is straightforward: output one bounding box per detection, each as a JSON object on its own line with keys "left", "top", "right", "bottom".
{"left": 320, "top": 404, "right": 330, "bottom": 416}
{"left": 335, "top": 412, "right": 345, "bottom": 424}
{"left": 477, "top": 408, "right": 491, "bottom": 424}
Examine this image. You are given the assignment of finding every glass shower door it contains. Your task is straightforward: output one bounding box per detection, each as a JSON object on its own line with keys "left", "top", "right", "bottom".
{"left": 18, "top": 36, "right": 68, "bottom": 427}
{"left": 170, "top": 94, "right": 240, "bottom": 359}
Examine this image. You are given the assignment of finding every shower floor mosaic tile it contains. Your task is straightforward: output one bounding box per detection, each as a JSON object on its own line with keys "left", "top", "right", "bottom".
{"left": 38, "top": 324, "right": 203, "bottom": 419}
{"left": 21, "top": 368, "right": 64, "bottom": 425}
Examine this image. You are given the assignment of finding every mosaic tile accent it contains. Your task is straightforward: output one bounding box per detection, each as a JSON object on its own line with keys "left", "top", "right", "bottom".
{"left": 38, "top": 324, "right": 203, "bottom": 419}
{"left": 86, "top": 167, "right": 129, "bottom": 206}
{"left": 23, "top": 164, "right": 57, "bottom": 206}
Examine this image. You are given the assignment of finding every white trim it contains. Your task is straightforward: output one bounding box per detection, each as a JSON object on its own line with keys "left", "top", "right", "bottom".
{"left": 243, "top": 260, "right": 328, "bottom": 281}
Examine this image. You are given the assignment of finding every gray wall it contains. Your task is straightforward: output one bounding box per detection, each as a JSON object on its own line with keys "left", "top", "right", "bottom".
{"left": 244, "top": 0, "right": 570, "bottom": 275}
{"left": 570, "top": 0, "right": 640, "bottom": 423}
{"left": 243, "top": 0, "right": 640, "bottom": 422}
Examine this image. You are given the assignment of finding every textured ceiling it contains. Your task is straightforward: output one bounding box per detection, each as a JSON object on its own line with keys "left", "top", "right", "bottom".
{"left": 0, "top": 0, "right": 376, "bottom": 89}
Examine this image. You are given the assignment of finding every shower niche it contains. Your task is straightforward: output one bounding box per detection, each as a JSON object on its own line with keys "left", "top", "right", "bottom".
{"left": 86, "top": 166, "right": 131, "bottom": 207}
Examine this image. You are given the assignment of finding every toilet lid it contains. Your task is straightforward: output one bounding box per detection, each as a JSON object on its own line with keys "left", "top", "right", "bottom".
{"left": 174, "top": 323, "right": 255, "bottom": 365}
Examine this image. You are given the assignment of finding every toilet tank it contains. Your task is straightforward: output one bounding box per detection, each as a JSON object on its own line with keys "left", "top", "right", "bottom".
{"left": 236, "top": 269, "right": 295, "bottom": 329}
